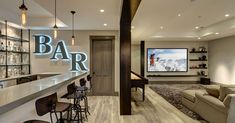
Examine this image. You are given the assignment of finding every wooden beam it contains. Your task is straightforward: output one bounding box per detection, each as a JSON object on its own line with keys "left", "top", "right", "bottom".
{"left": 130, "top": 0, "right": 142, "bottom": 19}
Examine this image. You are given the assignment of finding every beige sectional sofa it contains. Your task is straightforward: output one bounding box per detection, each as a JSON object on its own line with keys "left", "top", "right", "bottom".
{"left": 182, "top": 84, "right": 235, "bottom": 123}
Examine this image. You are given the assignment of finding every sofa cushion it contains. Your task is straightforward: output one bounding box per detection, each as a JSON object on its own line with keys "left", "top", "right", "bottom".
{"left": 204, "top": 85, "right": 220, "bottom": 98}
{"left": 223, "top": 94, "right": 235, "bottom": 108}
{"left": 182, "top": 89, "right": 206, "bottom": 103}
{"left": 219, "top": 85, "right": 235, "bottom": 101}
{"left": 196, "top": 93, "right": 227, "bottom": 113}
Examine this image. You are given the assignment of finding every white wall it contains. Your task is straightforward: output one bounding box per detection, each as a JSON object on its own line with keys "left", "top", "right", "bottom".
{"left": 209, "top": 35, "right": 235, "bottom": 84}
{"left": 30, "top": 30, "right": 120, "bottom": 92}
{"left": 131, "top": 44, "right": 140, "bottom": 74}
{"left": 144, "top": 41, "right": 208, "bottom": 82}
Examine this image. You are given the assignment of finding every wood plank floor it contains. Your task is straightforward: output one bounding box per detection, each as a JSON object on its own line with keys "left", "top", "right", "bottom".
{"left": 85, "top": 86, "right": 202, "bottom": 123}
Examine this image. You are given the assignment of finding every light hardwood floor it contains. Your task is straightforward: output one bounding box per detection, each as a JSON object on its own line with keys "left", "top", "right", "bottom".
{"left": 86, "top": 86, "right": 202, "bottom": 123}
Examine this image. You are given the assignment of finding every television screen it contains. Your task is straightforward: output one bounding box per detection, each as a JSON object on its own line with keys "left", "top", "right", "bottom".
{"left": 147, "top": 48, "right": 188, "bottom": 72}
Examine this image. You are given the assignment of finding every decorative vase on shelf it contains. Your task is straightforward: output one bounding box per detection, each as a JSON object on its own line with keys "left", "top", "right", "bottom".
{"left": 191, "top": 48, "right": 196, "bottom": 52}
{"left": 202, "top": 55, "right": 207, "bottom": 60}
{"left": 199, "top": 47, "right": 206, "bottom": 52}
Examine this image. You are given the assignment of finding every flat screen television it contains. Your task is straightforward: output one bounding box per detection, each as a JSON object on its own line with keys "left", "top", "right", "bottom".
{"left": 147, "top": 48, "right": 188, "bottom": 72}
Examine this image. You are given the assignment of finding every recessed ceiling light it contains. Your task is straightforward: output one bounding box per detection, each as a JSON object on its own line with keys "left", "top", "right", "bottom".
{"left": 178, "top": 14, "right": 181, "bottom": 17}
{"left": 198, "top": 37, "right": 201, "bottom": 40}
{"left": 160, "top": 26, "right": 164, "bottom": 29}
{"left": 100, "top": 9, "right": 105, "bottom": 13}
{"left": 215, "top": 32, "right": 219, "bottom": 35}
{"left": 225, "top": 14, "right": 230, "bottom": 17}
{"left": 131, "top": 26, "right": 135, "bottom": 29}
{"left": 103, "top": 23, "right": 107, "bottom": 26}
{"left": 195, "top": 26, "right": 199, "bottom": 29}
{"left": 152, "top": 35, "right": 163, "bottom": 38}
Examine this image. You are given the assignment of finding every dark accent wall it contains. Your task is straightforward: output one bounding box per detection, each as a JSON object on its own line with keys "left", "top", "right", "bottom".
{"left": 140, "top": 41, "right": 145, "bottom": 76}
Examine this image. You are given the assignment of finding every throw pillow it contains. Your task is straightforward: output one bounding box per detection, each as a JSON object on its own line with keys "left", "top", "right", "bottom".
{"left": 204, "top": 85, "right": 220, "bottom": 98}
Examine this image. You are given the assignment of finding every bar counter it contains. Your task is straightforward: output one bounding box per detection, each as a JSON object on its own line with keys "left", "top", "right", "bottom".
{"left": 0, "top": 71, "right": 87, "bottom": 116}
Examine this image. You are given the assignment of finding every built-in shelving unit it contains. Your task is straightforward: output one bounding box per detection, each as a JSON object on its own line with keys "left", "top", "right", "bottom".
{"left": 0, "top": 20, "right": 31, "bottom": 79}
{"left": 189, "top": 48, "right": 208, "bottom": 76}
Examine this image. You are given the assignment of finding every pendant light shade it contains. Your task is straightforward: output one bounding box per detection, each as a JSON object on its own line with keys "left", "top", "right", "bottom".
{"left": 19, "top": 0, "right": 28, "bottom": 26}
{"left": 71, "top": 11, "right": 76, "bottom": 46}
{"left": 53, "top": 0, "right": 58, "bottom": 39}
{"left": 53, "top": 25, "right": 58, "bottom": 39}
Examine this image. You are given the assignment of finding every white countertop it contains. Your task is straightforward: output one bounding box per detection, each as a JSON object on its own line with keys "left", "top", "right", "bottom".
{"left": 0, "top": 72, "right": 60, "bottom": 82}
{"left": 0, "top": 71, "right": 87, "bottom": 114}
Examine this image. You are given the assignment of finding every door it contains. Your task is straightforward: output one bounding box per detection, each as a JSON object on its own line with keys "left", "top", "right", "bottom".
{"left": 91, "top": 37, "right": 114, "bottom": 95}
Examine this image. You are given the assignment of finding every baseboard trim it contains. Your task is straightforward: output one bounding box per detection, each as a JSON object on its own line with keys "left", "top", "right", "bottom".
{"left": 87, "top": 91, "right": 119, "bottom": 96}
{"left": 149, "top": 81, "right": 200, "bottom": 84}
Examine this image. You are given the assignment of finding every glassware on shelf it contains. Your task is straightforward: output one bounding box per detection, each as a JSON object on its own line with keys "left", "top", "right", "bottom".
{"left": 22, "top": 54, "right": 29, "bottom": 64}
{"left": 0, "top": 40, "right": 4, "bottom": 51}
{"left": 0, "top": 67, "right": 6, "bottom": 78}
{"left": 22, "top": 65, "right": 29, "bottom": 75}
{"left": 0, "top": 54, "right": 5, "bottom": 65}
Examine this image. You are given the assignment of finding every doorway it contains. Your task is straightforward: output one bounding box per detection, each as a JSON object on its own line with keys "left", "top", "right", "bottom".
{"left": 90, "top": 36, "right": 115, "bottom": 96}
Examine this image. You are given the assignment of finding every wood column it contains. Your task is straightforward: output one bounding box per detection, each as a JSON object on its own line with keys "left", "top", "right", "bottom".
{"left": 140, "top": 41, "right": 145, "bottom": 76}
{"left": 120, "top": 0, "right": 141, "bottom": 115}
{"left": 120, "top": 0, "right": 132, "bottom": 115}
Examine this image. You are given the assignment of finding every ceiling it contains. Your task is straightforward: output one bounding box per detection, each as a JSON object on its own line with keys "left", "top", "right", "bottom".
{"left": 132, "top": 0, "right": 235, "bottom": 42}
{"left": 0, "top": 0, "right": 121, "bottom": 30}
{"left": 1, "top": 0, "right": 235, "bottom": 42}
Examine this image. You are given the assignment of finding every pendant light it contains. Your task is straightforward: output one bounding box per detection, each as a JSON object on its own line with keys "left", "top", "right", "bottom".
{"left": 71, "top": 11, "right": 76, "bottom": 46}
{"left": 19, "top": 0, "right": 28, "bottom": 26}
{"left": 53, "top": 0, "right": 58, "bottom": 39}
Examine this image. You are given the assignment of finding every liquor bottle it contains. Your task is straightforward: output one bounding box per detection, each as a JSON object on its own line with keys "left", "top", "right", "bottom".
{"left": 7, "top": 41, "right": 10, "bottom": 51}
{"left": 0, "top": 54, "right": 3, "bottom": 64}
{"left": 0, "top": 41, "right": 2, "bottom": 50}
{"left": 1, "top": 42, "right": 5, "bottom": 51}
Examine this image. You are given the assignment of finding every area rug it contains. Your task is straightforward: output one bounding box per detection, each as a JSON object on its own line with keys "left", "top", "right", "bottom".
{"left": 149, "top": 84, "right": 205, "bottom": 120}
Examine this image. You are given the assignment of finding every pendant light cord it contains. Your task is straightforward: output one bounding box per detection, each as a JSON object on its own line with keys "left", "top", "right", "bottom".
{"left": 55, "top": 0, "right": 57, "bottom": 26}
{"left": 72, "top": 12, "right": 74, "bottom": 36}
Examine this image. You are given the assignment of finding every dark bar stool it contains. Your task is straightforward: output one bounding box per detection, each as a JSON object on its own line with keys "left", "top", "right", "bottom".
{"left": 62, "top": 82, "right": 83, "bottom": 123}
{"left": 49, "top": 93, "right": 71, "bottom": 123}
{"left": 24, "top": 92, "right": 71, "bottom": 123}
{"left": 77, "top": 78, "right": 90, "bottom": 119}
{"left": 24, "top": 120, "right": 49, "bottom": 123}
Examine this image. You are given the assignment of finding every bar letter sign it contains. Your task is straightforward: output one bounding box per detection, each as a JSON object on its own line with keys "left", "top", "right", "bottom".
{"left": 33, "top": 34, "right": 88, "bottom": 71}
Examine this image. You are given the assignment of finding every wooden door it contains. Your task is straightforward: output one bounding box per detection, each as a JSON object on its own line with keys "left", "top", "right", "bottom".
{"left": 91, "top": 39, "right": 114, "bottom": 95}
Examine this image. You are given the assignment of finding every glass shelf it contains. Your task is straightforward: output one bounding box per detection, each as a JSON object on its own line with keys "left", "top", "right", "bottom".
{"left": 0, "top": 35, "right": 29, "bottom": 42}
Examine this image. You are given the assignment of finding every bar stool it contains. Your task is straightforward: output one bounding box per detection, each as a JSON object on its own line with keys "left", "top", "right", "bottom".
{"left": 77, "top": 78, "right": 90, "bottom": 119}
{"left": 23, "top": 120, "right": 49, "bottom": 123}
{"left": 24, "top": 93, "right": 70, "bottom": 123}
{"left": 49, "top": 93, "right": 71, "bottom": 123}
{"left": 62, "top": 82, "right": 83, "bottom": 123}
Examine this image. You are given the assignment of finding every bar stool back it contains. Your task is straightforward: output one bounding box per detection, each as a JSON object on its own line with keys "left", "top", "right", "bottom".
{"left": 23, "top": 94, "right": 53, "bottom": 123}
{"left": 80, "top": 78, "right": 86, "bottom": 87}
{"left": 67, "top": 82, "right": 76, "bottom": 95}
{"left": 86, "top": 75, "right": 92, "bottom": 90}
